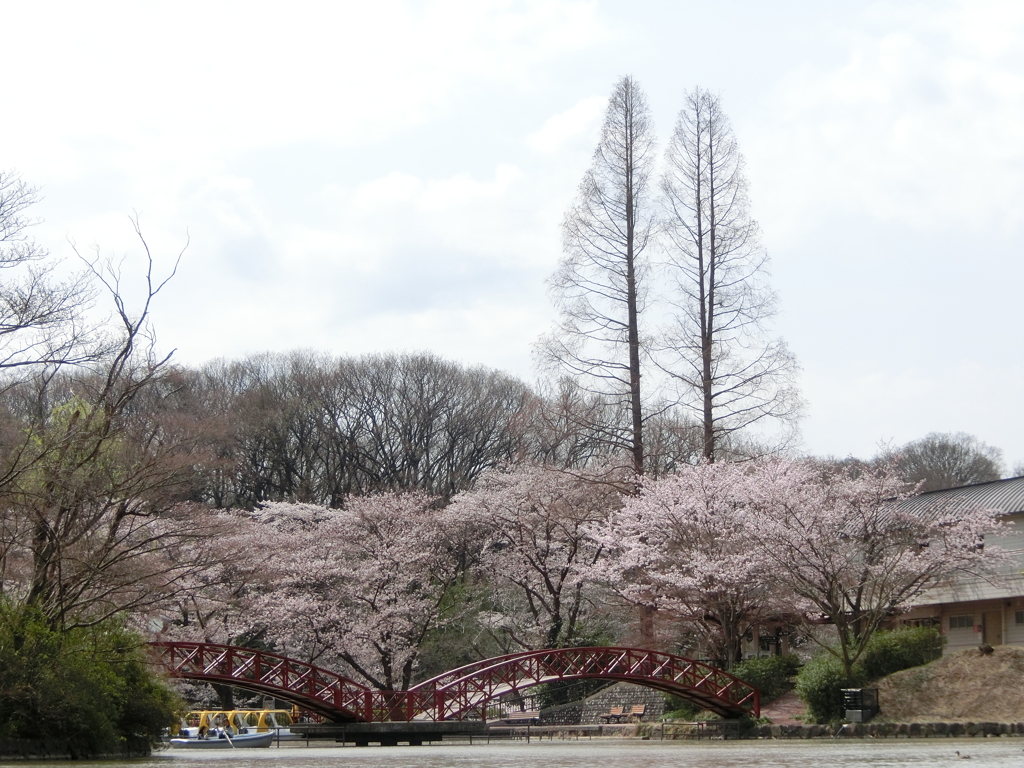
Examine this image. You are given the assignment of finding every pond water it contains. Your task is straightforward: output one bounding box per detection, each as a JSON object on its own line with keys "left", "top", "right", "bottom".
{"left": 7, "top": 739, "right": 1023, "bottom": 768}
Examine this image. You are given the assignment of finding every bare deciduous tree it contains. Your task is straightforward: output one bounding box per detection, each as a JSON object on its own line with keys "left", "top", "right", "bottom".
{"left": 881, "top": 432, "right": 1004, "bottom": 492}
{"left": 0, "top": 219, "right": 213, "bottom": 631}
{"left": 538, "top": 76, "right": 657, "bottom": 476}
{"left": 659, "top": 89, "right": 801, "bottom": 462}
{"left": 0, "top": 170, "right": 100, "bottom": 371}
{"left": 643, "top": 408, "right": 704, "bottom": 478}
{"left": 187, "top": 351, "right": 533, "bottom": 507}
{"left": 520, "top": 378, "right": 633, "bottom": 471}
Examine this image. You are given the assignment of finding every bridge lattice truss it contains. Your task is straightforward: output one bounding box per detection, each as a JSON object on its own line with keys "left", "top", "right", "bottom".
{"left": 150, "top": 642, "right": 759, "bottom": 722}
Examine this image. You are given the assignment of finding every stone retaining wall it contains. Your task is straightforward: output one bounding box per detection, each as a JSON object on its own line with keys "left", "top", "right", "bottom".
{"left": 538, "top": 682, "right": 667, "bottom": 726}
{"left": 538, "top": 700, "right": 583, "bottom": 726}
{"left": 750, "top": 721, "right": 1024, "bottom": 739}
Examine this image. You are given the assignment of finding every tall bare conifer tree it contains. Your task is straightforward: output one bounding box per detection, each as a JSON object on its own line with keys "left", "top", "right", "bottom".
{"left": 660, "top": 88, "right": 800, "bottom": 462}
{"left": 539, "top": 76, "right": 657, "bottom": 476}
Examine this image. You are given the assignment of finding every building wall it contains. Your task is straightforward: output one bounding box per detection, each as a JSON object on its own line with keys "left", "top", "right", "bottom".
{"left": 902, "top": 599, "right": 1024, "bottom": 654}
{"left": 902, "top": 512, "right": 1024, "bottom": 655}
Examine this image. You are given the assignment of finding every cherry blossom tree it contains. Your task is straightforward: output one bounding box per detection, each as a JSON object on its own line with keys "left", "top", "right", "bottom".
{"left": 245, "top": 494, "right": 468, "bottom": 691}
{"left": 449, "top": 464, "right": 628, "bottom": 650}
{"left": 747, "top": 460, "right": 1006, "bottom": 679}
{"left": 588, "top": 461, "right": 783, "bottom": 668}
{"left": 155, "top": 509, "right": 271, "bottom": 645}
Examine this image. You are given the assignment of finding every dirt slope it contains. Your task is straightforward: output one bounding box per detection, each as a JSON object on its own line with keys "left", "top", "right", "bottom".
{"left": 876, "top": 646, "right": 1024, "bottom": 723}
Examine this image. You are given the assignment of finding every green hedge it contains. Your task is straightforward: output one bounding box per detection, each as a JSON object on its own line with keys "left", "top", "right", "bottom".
{"left": 795, "top": 626, "right": 944, "bottom": 723}
{"left": 860, "top": 625, "right": 944, "bottom": 680}
{"left": 733, "top": 654, "right": 800, "bottom": 704}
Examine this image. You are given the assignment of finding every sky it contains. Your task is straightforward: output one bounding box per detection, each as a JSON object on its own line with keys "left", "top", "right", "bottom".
{"left": 2, "top": 0, "right": 1023, "bottom": 469}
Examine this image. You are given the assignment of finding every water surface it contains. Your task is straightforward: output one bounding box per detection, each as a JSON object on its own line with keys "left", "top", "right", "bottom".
{"left": 6, "top": 739, "right": 1022, "bottom": 768}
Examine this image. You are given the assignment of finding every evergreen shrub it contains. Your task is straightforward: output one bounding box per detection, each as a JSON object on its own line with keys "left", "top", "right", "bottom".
{"left": 732, "top": 653, "right": 800, "bottom": 704}
{"left": 860, "top": 625, "right": 944, "bottom": 680}
{"left": 795, "top": 626, "right": 944, "bottom": 723}
{"left": 794, "top": 652, "right": 856, "bottom": 723}
{"left": 0, "top": 603, "right": 179, "bottom": 757}
{"left": 661, "top": 695, "right": 722, "bottom": 721}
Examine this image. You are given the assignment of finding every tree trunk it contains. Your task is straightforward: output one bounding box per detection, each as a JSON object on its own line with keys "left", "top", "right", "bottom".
{"left": 212, "top": 683, "right": 235, "bottom": 710}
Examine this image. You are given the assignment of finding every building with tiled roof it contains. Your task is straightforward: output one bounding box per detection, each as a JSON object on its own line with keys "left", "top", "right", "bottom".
{"left": 899, "top": 476, "right": 1024, "bottom": 654}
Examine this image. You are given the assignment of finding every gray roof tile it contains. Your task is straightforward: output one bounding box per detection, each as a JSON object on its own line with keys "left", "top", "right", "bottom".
{"left": 897, "top": 476, "right": 1024, "bottom": 519}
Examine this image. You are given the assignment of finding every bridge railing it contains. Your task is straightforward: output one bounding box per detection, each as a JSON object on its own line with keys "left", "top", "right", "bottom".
{"left": 410, "top": 646, "right": 758, "bottom": 719}
{"left": 149, "top": 641, "right": 374, "bottom": 721}
{"left": 150, "top": 642, "right": 759, "bottom": 722}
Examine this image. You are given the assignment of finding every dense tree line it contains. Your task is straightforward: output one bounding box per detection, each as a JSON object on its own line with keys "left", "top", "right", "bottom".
{"left": 2, "top": 350, "right": 707, "bottom": 512}
{"left": 821, "top": 431, "right": 1006, "bottom": 493}
{"left": 179, "top": 351, "right": 535, "bottom": 507}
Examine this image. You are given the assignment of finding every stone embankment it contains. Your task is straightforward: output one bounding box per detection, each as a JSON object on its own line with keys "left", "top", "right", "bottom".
{"left": 487, "top": 720, "right": 1024, "bottom": 741}
{"left": 750, "top": 721, "right": 1024, "bottom": 739}
{"left": 537, "top": 683, "right": 666, "bottom": 726}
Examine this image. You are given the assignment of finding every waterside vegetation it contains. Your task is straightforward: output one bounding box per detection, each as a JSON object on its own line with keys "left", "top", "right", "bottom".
{"left": 0, "top": 602, "right": 177, "bottom": 756}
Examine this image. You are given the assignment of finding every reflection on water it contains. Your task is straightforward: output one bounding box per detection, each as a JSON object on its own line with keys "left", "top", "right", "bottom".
{"left": 10, "top": 739, "right": 1024, "bottom": 768}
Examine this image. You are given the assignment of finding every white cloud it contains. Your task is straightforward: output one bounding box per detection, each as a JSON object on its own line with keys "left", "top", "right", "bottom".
{"left": 195, "top": 176, "right": 263, "bottom": 237}
{"left": 417, "top": 164, "right": 524, "bottom": 211}
{"left": 340, "top": 300, "right": 547, "bottom": 376}
{"left": 800, "top": 352, "right": 1024, "bottom": 465}
{"left": 749, "top": 0, "right": 1024, "bottom": 242}
{"left": 354, "top": 173, "right": 424, "bottom": 210}
{"left": 12, "top": 0, "right": 598, "bottom": 153}
{"left": 527, "top": 96, "right": 607, "bottom": 153}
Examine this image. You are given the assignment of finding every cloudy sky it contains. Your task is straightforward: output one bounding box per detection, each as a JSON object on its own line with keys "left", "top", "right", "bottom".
{"left": 3, "top": 0, "right": 1022, "bottom": 468}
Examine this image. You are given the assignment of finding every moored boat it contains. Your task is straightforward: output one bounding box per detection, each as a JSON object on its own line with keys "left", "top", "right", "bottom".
{"left": 178, "top": 709, "right": 299, "bottom": 741}
{"left": 170, "top": 730, "right": 274, "bottom": 749}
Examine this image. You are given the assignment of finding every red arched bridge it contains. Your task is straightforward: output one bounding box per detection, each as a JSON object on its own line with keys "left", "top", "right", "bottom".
{"left": 149, "top": 642, "right": 759, "bottom": 722}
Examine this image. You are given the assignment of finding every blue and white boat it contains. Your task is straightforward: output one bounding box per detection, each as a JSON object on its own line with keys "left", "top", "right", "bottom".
{"left": 170, "top": 729, "right": 274, "bottom": 749}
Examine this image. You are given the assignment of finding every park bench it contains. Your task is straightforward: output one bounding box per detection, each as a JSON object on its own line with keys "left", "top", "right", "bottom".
{"left": 627, "top": 704, "right": 646, "bottom": 721}
{"left": 601, "top": 706, "right": 625, "bottom": 723}
{"left": 504, "top": 710, "right": 540, "bottom": 724}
